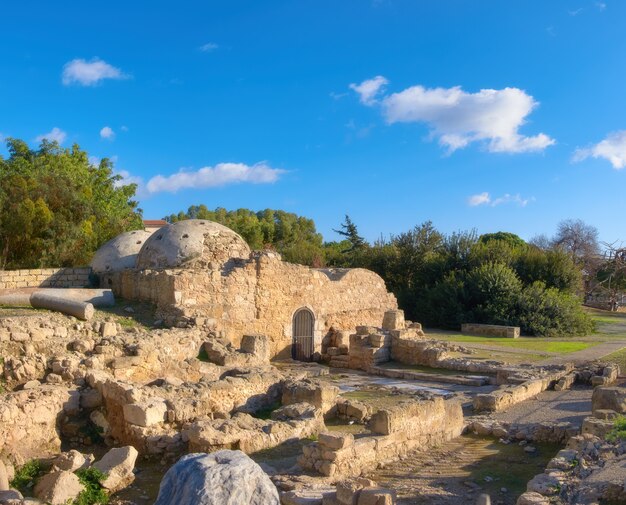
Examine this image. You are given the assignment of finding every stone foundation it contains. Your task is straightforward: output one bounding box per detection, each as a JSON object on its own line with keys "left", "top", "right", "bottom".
{"left": 461, "top": 323, "right": 520, "bottom": 338}
{"left": 299, "top": 396, "right": 464, "bottom": 477}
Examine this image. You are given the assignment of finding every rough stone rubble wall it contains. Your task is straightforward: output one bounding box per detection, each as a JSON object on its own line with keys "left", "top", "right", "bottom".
{"left": 300, "top": 397, "right": 464, "bottom": 477}
{"left": 0, "top": 386, "right": 77, "bottom": 464}
{"left": 102, "top": 252, "right": 398, "bottom": 358}
{"left": 0, "top": 268, "right": 92, "bottom": 289}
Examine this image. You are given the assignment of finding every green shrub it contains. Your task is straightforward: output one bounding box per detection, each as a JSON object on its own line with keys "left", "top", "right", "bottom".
{"left": 74, "top": 467, "right": 109, "bottom": 505}
{"left": 512, "top": 282, "right": 595, "bottom": 336}
{"left": 465, "top": 262, "right": 522, "bottom": 324}
{"left": 10, "top": 459, "right": 44, "bottom": 494}
{"left": 607, "top": 416, "right": 626, "bottom": 443}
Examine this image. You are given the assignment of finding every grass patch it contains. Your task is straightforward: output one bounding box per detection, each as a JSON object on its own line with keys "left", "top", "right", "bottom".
{"left": 117, "top": 318, "right": 137, "bottom": 328}
{"left": 604, "top": 348, "right": 626, "bottom": 372}
{"left": 10, "top": 459, "right": 44, "bottom": 495}
{"left": 74, "top": 467, "right": 109, "bottom": 505}
{"left": 431, "top": 333, "right": 596, "bottom": 353}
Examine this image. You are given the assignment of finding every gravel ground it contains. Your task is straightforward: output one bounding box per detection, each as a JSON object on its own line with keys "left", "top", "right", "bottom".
{"left": 491, "top": 386, "right": 593, "bottom": 427}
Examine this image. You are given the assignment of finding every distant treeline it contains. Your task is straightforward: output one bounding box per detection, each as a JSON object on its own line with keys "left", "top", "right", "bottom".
{"left": 166, "top": 206, "right": 595, "bottom": 336}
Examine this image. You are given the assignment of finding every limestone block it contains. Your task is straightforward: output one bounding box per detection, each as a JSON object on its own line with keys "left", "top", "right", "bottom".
{"left": 592, "top": 386, "right": 626, "bottom": 414}
{"left": 52, "top": 450, "right": 92, "bottom": 472}
{"left": 357, "top": 488, "right": 396, "bottom": 505}
{"left": 318, "top": 432, "right": 354, "bottom": 450}
{"left": 382, "top": 310, "right": 405, "bottom": 331}
{"left": 516, "top": 492, "right": 550, "bottom": 505}
{"left": 240, "top": 334, "right": 270, "bottom": 361}
{"left": 123, "top": 398, "right": 168, "bottom": 427}
{"left": 93, "top": 446, "right": 139, "bottom": 492}
{"left": 526, "top": 473, "right": 562, "bottom": 495}
{"left": 101, "top": 322, "right": 117, "bottom": 338}
{"left": 34, "top": 471, "right": 84, "bottom": 505}
{"left": 582, "top": 416, "right": 614, "bottom": 438}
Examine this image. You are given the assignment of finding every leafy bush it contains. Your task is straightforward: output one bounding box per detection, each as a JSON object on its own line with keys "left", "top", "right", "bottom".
{"left": 465, "top": 262, "right": 522, "bottom": 324}
{"left": 74, "top": 467, "right": 109, "bottom": 505}
{"left": 10, "top": 459, "right": 44, "bottom": 494}
{"left": 512, "top": 282, "right": 595, "bottom": 336}
{"left": 606, "top": 416, "right": 626, "bottom": 443}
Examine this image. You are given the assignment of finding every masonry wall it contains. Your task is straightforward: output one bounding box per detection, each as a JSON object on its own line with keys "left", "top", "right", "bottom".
{"left": 101, "top": 252, "right": 398, "bottom": 358}
{"left": 0, "top": 268, "right": 92, "bottom": 289}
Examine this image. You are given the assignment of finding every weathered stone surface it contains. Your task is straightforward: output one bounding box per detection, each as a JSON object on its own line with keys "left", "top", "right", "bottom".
{"left": 52, "top": 450, "right": 92, "bottom": 472}
{"left": 516, "top": 492, "right": 550, "bottom": 505}
{"left": 0, "top": 490, "right": 23, "bottom": 503}
{"left": 381, "top": 310, "right": 404, "bottom": 331}
{"left": 592, "top": 386, "right": 626, "bottom": 414}
{"left": 90, "top": 229, "right": 153, "bottom": 273}
{"left": 34, "top": 471, "right": 84, "bottom": 505}
{"left": 154, "top": 451, "right": 280, "bottom": 505}
{"left": 526, "top": 473, "right": 562, "bottom": 495}
{"left": 282, "top": 379, "right": 339, "bottom": 416}
{"left": 0, "top": 461, "right": 8, "bottom": 491}
{"left": 136, "top": 219, "right": 251, "bottom": 270}
{"left": 123, "top": 398, "right": 167, "bottom": 427}
{"left": 461, "top": 323, "right": 520, "bottom": 338}
{"left": 240, "top": 334, "right": 270, "bottom": 362}
{"left": 93, "top": 446, "right": 138, "bottom": 492}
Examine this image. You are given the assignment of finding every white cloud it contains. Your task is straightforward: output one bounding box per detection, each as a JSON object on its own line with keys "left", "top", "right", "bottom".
{"left": 349, "top": 76, "right": 389, "bottom": 105}
{"left": 62, "top": 58, "right": 126, "bottom": 86}
{"left": 573, "top": 130, "right": 626, "bottom": 169}
{"left": 0, "top": 132, "right": 5, "bottom": 143}
{"left": 146, "top": 162, "right": 286, "bottom": 194}
{"left": 36, "top": 127, "right": 67, "bottom": 144}
{"left": 468, "top": 192, "right": 491, "bottom": 206}
{"left": 596, "top": 1, "right": 606, "bottom": 11}
{"left": 468, "top": 192, "right": 532, "bottom": 207}
{"left": 351, "top": 77, "right": 555, "bottom": 154}
{"left": 199, "top": 42, "right": 219, "bottom": 52}
{"left": 121, "top": 125, "right": 129, "bottom": 132}
{"left": 568, "top": 8, "right": 583, "bottom": 16}
{"left": 100, "top": 126, "right": 115, "bottom": 140}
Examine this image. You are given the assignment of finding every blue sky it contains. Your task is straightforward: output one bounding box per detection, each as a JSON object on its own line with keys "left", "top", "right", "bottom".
{"left": 1, "top": 0, "right": 625, "bottom": 243}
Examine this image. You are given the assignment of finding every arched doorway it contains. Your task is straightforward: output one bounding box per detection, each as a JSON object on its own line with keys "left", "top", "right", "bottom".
{"left": 292, "top": 307, "right": 315, "bottom": 361}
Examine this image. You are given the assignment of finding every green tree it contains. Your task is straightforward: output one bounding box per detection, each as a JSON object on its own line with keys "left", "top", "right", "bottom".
{"left": 333, "top": 215, "right": 367, "bottom": 252}
{"left": 0, "top": 138, "right": 142, "bottom": 268}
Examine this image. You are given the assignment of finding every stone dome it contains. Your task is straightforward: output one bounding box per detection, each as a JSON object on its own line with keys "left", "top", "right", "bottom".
{"left": 90, "top": 229, "right": 153, "bottom": 274}
{"left": 135, "top": 219, "right": 251, "bottom": 270}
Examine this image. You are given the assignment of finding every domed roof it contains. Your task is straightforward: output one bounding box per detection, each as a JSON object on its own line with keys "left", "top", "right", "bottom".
{"left": 135, "top": 219, "right": 251, "bottom": 270}
{"left": 90, "top": 229, "right": 153, "bottom": 274}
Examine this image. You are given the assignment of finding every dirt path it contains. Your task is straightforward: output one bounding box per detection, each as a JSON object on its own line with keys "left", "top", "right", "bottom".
{"left": 367, "top": 435, "right": 559, "bottom": 505}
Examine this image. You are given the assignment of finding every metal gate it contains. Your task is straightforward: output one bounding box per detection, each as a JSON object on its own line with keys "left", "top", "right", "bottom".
{"left": 292, "top": 308, "right": 314, "bottom": 361}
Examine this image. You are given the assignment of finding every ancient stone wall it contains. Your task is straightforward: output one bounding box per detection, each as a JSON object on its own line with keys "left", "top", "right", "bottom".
{"left": 102, "top": 252, "right": 397, "bottom": 358}
{"left": 0, "top": 268, "right": 92, "bottom": 289}
{"left": 0, "top": 386, "right": 78, "bottom": 464}
{"left": 461, "top": 323, "right": 520, "bottom": 338}
{"left": 299, "top": 397, "right": 464, "bottom": 477}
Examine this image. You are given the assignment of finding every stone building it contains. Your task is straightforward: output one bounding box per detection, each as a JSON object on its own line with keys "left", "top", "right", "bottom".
{"left": 92, "top": 220, "right": 397, "bottom": 359}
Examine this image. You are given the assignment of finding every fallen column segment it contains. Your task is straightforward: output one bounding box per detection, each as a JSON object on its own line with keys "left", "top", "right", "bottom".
{"left": 30, "top": 292, "right": 95, "bottom": 320}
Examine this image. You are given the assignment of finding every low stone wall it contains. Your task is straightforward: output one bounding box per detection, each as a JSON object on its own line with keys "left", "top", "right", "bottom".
{"left": 0, "top": 268, "right": 92, "bottom": 289}
{"left": 0, "top": 386, "right": 79, "bottom": 464}
{"left": 473, "top": 371, "right": 566, "bottom": 413}
{"left": 461, "top": 323, "right": 520, "bottom": 338}
{"left": 299, "top": 397, "right": 464, "bottom": 477}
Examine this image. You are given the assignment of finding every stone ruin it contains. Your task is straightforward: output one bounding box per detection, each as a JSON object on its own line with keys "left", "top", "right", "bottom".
{"left": 1, "top": 219, "right": 626, "bottom": 504}
{"left": 95, "top": 219, "right": 398, "bottom": 359}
